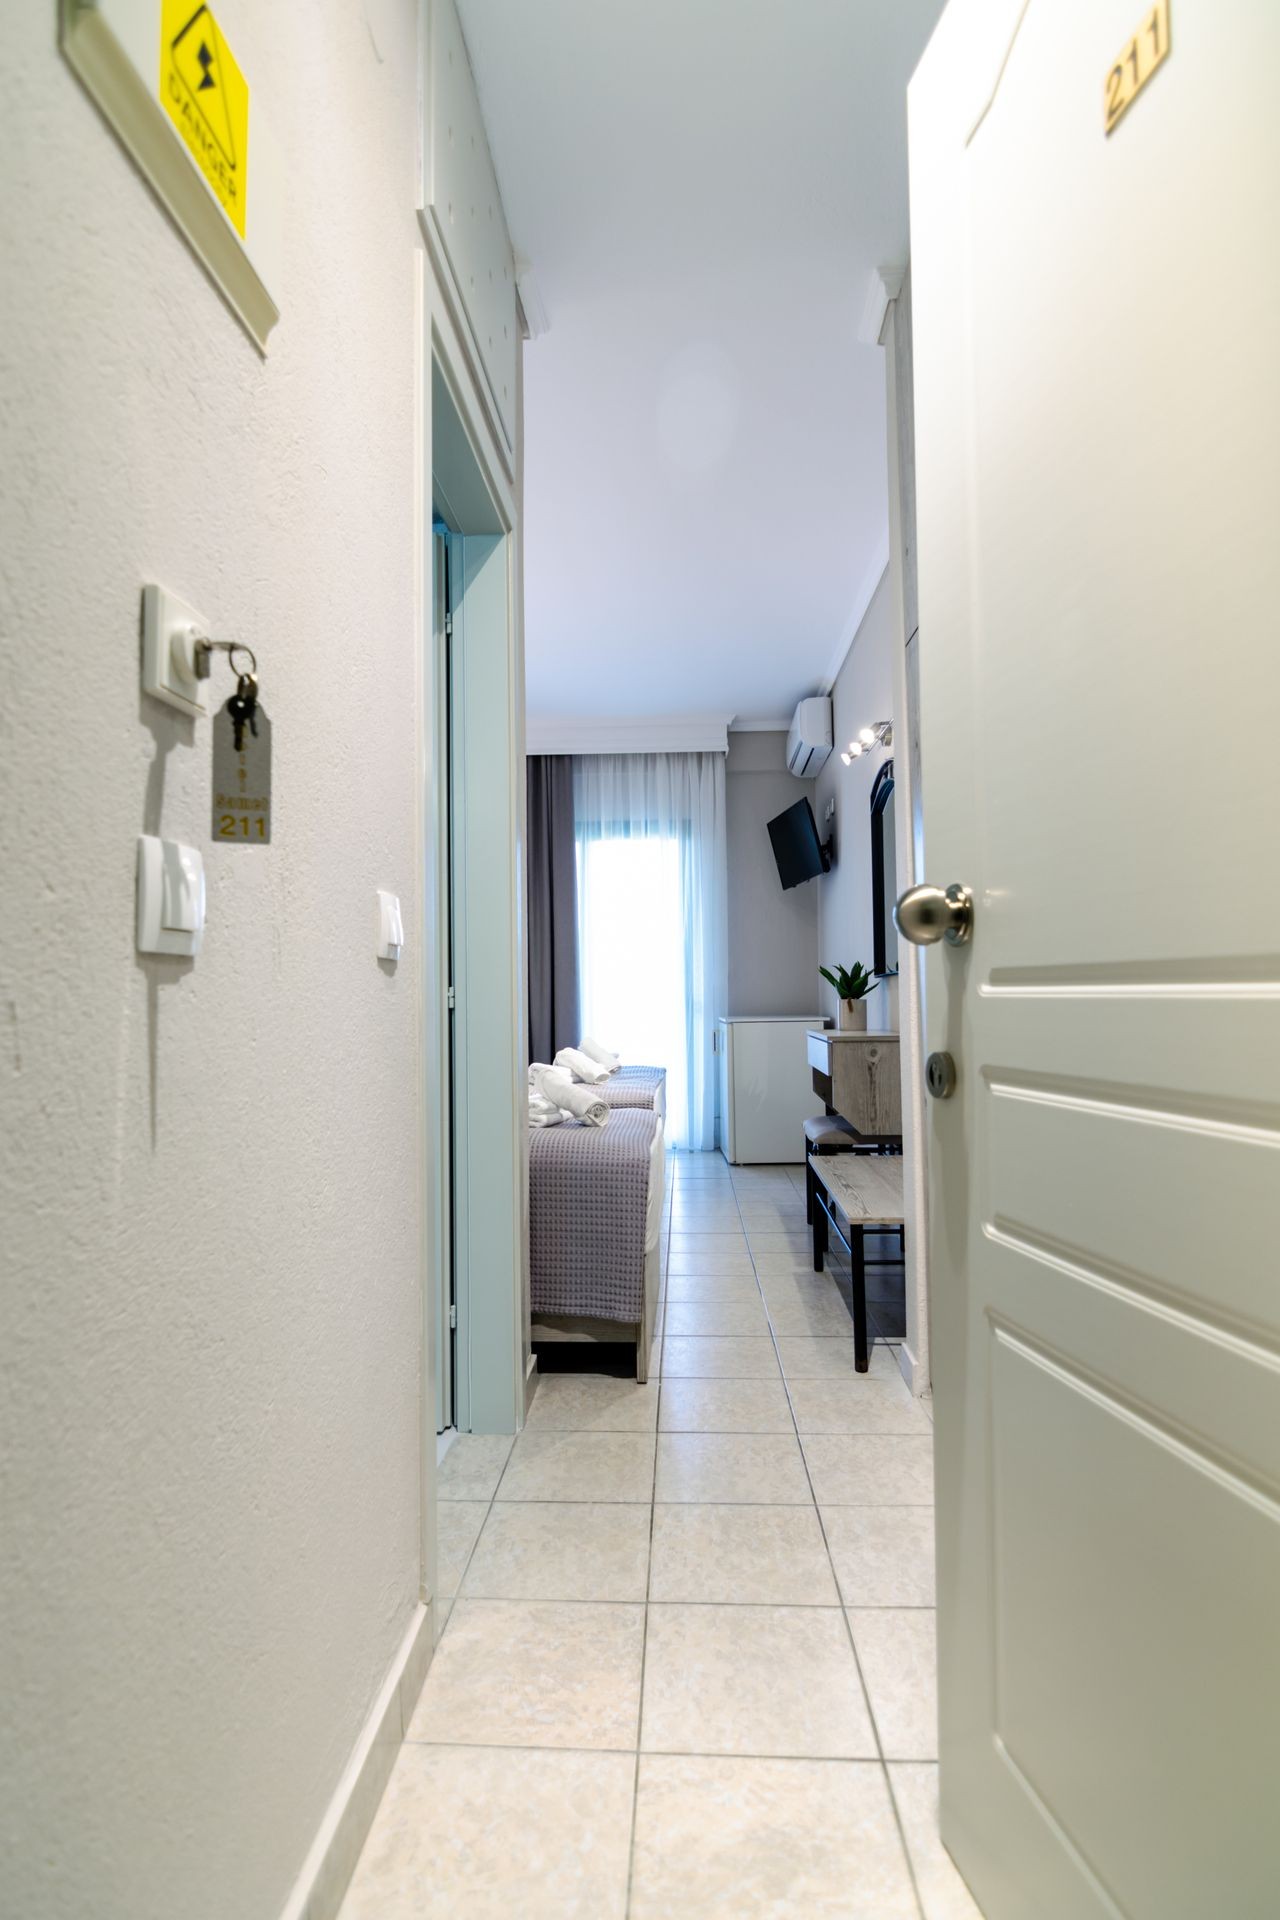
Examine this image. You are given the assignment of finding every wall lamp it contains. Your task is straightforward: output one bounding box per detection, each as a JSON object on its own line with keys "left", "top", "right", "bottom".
{"left": 840, "top": 720, "right": 893, "bottom": 765}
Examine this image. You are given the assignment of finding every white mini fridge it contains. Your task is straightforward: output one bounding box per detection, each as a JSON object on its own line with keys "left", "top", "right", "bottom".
{"left": 717, "top": 1015, "right": 826, "bottom": 1164}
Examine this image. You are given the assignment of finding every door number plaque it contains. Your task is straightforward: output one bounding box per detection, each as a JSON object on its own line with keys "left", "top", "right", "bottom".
{"left": 1105, "top": 0, "right": 1171, "bottom": 135}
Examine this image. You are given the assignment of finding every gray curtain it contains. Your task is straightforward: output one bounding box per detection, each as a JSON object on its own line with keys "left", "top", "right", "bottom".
{"left": 526, "top": 755, "right": 579, "bottom": 1064}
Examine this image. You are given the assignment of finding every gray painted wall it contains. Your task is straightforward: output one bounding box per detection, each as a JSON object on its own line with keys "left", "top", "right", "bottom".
{"left": 725, "top": 731, "right": 819, "bottom": 1015}
{"left": 1, "top": 8, "right": 428, "bottom": 1917}
{"left": 814, "top": 569, "right": 899, "bottom": 1034}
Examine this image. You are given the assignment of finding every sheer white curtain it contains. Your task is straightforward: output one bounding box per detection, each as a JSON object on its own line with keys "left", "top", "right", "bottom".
{"left": 574, "top": 752, "right": 727, "bottom": 1151}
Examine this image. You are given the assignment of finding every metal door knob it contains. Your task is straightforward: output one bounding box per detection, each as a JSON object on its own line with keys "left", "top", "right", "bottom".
{"left": 894, "top": 883, "right": 974, "bottom": 947}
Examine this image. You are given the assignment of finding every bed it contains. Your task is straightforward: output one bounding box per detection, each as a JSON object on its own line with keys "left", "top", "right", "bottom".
{"left": 594, "top": 1064, "right": 667, "bottom": 1120}
{"left": 529, "top": 1105, "right": 665, "bottom": 1382}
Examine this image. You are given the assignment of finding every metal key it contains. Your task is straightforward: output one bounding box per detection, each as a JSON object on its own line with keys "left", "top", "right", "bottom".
{"left": 227, "top": 673, "right": 259, "bottom": 752}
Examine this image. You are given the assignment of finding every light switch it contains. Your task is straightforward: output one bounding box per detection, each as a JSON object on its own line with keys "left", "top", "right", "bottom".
{"left": 138, "top": 835, "right": 205, "bottom": 956}
{"left": 376, "top": 889, "right": 404, "bottom": 961}
{"left": 161, "top": 840, "right": 202, "bottom": 931}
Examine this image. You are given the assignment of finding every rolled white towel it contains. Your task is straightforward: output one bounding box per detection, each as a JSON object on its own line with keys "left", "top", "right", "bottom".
{"left": 579, "top": 1035, "right": 620, "bottom": 1073}
{"left": 533, "top": 1064, "right": 609, "bottom": 1128}
{"left": 553, "top": 1045, "right": 612, "bottom": 1084}
{"left": 528, "top": 1085, "right": 563, "bottom": 1129}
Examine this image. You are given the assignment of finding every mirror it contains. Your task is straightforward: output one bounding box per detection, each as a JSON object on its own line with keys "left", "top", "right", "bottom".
{"left": 870, "top": 760, "right": 898, "bottom": 975}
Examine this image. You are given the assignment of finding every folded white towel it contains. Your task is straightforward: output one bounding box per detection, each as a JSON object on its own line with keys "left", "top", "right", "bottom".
{"left": 533, "top": 1063, "right": 609, "bottom": 1128}
{"left": 579, "top": 1035, "right": 620, "bottom": 1073}
{"left": 553, "top": 1046, "right": 612, "bottom": 1085}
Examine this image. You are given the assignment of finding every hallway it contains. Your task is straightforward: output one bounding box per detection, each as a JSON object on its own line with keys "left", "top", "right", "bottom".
{"left": 341, "top": 1154, "right": 978, "bottom": 1918}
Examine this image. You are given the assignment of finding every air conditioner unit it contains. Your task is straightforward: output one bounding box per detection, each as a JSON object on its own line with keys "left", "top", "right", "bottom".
{"left": 786, "top": 696, "right": 833, "bottom": 777}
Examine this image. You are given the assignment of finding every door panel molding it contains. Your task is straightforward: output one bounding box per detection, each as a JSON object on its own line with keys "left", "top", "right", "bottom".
{"left": 989, "top": 1323, "right": 1280, "bottom": 1918}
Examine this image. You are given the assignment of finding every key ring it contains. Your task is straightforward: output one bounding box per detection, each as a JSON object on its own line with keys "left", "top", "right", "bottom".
{"left": 193, "top": 635, "right": 258, "bottom": 683}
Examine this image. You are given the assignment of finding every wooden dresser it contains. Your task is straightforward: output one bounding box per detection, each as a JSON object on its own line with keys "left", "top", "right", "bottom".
{"left": 806, "top": 1029, "right": 902, "bottom": 1139}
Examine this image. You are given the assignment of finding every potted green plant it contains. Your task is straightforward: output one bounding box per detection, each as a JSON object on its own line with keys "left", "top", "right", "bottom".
{"left": 819, "top": 961, "right": 879, "bottom": 1032}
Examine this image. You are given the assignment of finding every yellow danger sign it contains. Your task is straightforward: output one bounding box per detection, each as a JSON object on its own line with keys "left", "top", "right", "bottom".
{"left": 160, "top": 2, "right": 249, "bottom": 238}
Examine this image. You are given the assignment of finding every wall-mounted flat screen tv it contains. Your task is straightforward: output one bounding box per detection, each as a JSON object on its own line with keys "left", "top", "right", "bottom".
{"left": 767, "top": 797, "right": 829, "bottom": 890}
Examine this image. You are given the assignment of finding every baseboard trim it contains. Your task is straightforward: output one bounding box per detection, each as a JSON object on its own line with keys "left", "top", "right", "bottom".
{"left": 279, "top": 1598, "right": 437, "bottom": 1920}
{"left": 898, "top": 1337, "right": 927, "bottom": 1398}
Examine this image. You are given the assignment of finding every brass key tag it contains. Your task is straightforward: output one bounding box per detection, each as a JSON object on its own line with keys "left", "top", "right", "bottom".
{"left": 212, "top": 698, "right": 272, "bottom": 844}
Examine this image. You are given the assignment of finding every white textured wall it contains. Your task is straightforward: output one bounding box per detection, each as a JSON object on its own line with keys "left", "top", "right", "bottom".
{"left": 725, "top": 732, "right": 819, "bottom": 1016}
{"left": 813, "top": 570, "right": 898, "bottom": 1034}
{"left": 0, "top": 5, "right": 426, "bottom": 1916}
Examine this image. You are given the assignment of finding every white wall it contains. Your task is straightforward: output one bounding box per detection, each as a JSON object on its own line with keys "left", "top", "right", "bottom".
{"left": 0, "top": 6, "right": 427, "bottom": 1916}
{"left": 725, "top": 732, "right": 819, "bottom": 1015}
{"left": 814, "top": 569, "right": 898, "bottom": 1033}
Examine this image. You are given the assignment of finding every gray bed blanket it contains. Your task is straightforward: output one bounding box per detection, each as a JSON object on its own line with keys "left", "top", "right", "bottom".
{"left": 529, "top": 1107, "right": 659, "bottom": 1323}
{"left": 596, "top": 1065, "right": 666, "bottom": 1111}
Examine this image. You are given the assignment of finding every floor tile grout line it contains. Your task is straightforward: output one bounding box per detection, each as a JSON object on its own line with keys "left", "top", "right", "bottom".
{"left": 736, "top": 1163, "right": 930, "bottom": 1920}
{"left": 624, "top": 1262, "right": 665, "bottom": 1920}
{"left": 435, "top": 1433, "right": 517, "bottom": 1615}
{"left": 454, "top": 1168, "right": 922, "bottom": 1892}
{"left": 469, "top": 1419, "right": 932, "bottom": 1450}
{"left": 442, "top": 1594, "right": 934, "bottom": 1612}
{"left": 467, "top": 1491, "right": 933, "bottom": 1511}
{"left": 453, "top": 1487, "right": 937, "bottom": 1507}
{"left": 419, "top": 1165, "right": 927, "bottom": 1915}
{"left": 400, "top": 1735, "right": 914, "bottom": 1763}
{"left": 809, "top": 1420, "right": 931, "bottom": 1910}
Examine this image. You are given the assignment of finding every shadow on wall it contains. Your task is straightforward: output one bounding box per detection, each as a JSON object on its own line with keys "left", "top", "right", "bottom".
{"left": 137, "top": 678, "right": 195, "bottom": 1148}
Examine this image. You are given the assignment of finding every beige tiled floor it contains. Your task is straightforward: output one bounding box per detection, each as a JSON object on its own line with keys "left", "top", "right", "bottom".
{"left": 341, "top": 1152, "right": 982, "bottom": 1919}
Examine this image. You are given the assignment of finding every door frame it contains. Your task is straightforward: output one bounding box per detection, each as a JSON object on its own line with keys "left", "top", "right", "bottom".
{"left": 881, "top": 274, "right": 931, "bottom": 1396}
{"left": 430, "top": 525, "right": 454, "bottom": 1437}
{"left": 415, "top": 248, "right": 527, "bottom": 1609}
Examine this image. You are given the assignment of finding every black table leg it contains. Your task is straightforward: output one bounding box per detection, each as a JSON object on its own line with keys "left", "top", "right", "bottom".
{"left": 850, "top": 1225, "right": 869, "bottom": 1373}
{"left": 805, "top": 1153, "right": 815, "bottom": 1227}
{"left": 812, "top": 1189, "right": 828, "bottom": 1272}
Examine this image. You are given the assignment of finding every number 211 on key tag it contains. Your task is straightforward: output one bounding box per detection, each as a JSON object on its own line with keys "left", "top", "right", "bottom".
{"left": 211, "top": 670, "right": 273, "bottom": 844}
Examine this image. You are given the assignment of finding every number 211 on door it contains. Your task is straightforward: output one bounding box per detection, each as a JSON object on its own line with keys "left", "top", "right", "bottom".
{"left": 1105, "top": 0, "right": 1171, "bottom": 135}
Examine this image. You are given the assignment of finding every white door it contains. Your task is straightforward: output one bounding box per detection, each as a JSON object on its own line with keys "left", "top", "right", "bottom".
{"left": 908, "top": 4, "right": 1280, "bottom": 1916}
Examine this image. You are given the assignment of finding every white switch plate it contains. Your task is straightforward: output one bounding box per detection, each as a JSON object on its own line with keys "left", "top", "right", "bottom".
{"left": 376, "top": 889, "right": 404, "bottom": 961}
{"left": 137, "top": 835, "right": 205, "bottom": 956}
{"left": 142, "top": 582, "right": 208, "bottom": 716}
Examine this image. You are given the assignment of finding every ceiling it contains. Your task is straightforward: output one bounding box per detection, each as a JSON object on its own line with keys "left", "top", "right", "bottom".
{"left": 457, "top": 0, "right": 947, "bottom": 726}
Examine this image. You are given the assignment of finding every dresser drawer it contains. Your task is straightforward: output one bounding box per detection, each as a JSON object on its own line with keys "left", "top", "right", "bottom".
{"left": 807, "top": 1030, "right": 833, "bottom": 1075}
{"left": 805, "top": 1030, "right": 903, "bottom": 1139}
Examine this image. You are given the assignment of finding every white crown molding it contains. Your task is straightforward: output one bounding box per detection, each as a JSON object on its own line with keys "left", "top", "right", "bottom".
{"left": 527, "top": 714, "right": 732, "bottom": 756}
{"left": 857, "top": 264, "right": 906, "bottom": 347}
{"left": 728, "top": 718, "right": 792, "bottom": 733}
{"left": 820, "top": 535, "right": 891, "bottom": 694}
